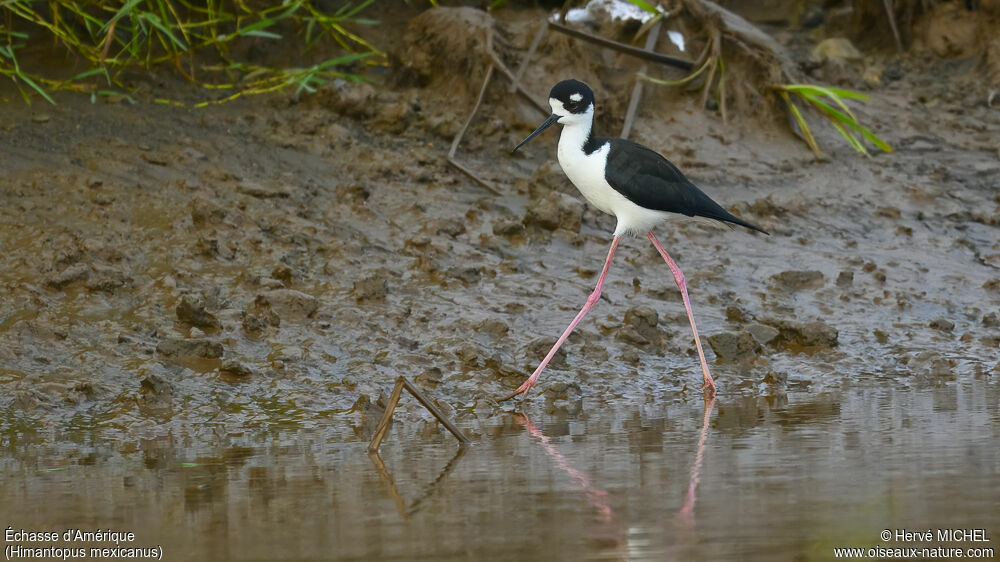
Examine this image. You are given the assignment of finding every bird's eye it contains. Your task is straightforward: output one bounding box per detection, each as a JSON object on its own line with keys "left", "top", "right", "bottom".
{"left": 567, "top": 101, "right": 579, "bottom": 110}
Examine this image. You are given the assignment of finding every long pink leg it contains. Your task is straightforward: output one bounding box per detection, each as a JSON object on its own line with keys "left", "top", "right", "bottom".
{"left": 500, "top": 236, "right": 622, "bottom": 401}
{"left": 646, "top": 232, "right": 716, "bottom": 395}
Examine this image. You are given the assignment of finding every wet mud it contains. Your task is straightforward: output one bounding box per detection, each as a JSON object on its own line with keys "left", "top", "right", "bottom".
{"left": 1, "top": 4, "right": 998, "bottom": 559}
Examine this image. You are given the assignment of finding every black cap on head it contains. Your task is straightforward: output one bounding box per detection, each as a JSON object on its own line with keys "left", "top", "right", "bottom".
{"left": 549, "top": 79, "right": 594, "bottom": 114}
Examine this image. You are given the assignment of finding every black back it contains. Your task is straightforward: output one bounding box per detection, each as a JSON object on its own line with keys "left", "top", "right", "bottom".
{"left": 603, "top": 138, "right": 768, "bottom": 234}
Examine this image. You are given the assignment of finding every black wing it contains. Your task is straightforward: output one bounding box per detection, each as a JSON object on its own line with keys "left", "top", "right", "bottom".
{"left": 603, "top": 138, "right": 767, "bottom": 234}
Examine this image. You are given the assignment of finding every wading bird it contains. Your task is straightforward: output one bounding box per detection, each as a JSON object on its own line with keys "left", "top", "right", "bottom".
{"left": 503, "top": 79, "right": 766, "bottom": 401}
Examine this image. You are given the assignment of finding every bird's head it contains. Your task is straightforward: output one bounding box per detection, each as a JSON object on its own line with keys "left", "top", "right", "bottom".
{"left": 513, "top": 79, "right": 595, "bottom": 153}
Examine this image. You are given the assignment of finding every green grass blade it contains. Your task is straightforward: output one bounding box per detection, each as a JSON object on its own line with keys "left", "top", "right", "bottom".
{"left": 242, "top": 29, "right": 282, "bottom": 39}
{"left": 779, "top": 90, "right": 821, "bottom": 157}
{"left": 784, "top": 83, "right": 870, "bottom": 101}
{"left": 802, "top": 94, "right": 892, "bottom": 153}
{"left": 623, "top": 0, "right": 658, "bottom": 14}
{"left": 640, "top": 57, "right": 712, "bottom": 87}
{"left": 18, "top": 73, "right": 56, "bottom": 104}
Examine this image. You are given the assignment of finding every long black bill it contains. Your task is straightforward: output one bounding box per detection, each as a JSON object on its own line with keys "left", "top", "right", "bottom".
{"left": 512, "top": 114, "right": 560, "bottom": 153}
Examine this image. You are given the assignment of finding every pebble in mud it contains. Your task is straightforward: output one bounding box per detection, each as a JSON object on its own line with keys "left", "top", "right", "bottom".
{"left": 258, "top": 289, "right": 318, "bottom": 320}
{"left": 155, "top": 337, "right": 224, "bottom": 359}
{"left": 616, "top": 306, "right": 662, "bottom": 348}
{"left": 747, "top": 323, "right": 780, "bottom": 347}
{"left": 243, "top": 296, "right": 280, "bottom": 334}
{"left": 492, "top": 217, "right": 525, "bottom": 236}
{"left": 190, "top": 198, "right": 227, "bottom": 227}
{"left": 771, "top": 270, "right": 825, "bottom": 291}
{"left": 707, "top": 331, "right": 761, "bottom": 362}
{"left": 45, "top": 263, "right": 90, "bottom": 289}
{"left": 138, "top": 374, "right": 173, "bottom": 413}
{"left": 220, "top": 360, "right": 255, "bottom": 380}
{"left": 176, "top": 295, "right": 221, "bottom": 330}
{"left": 523, "top": 192, "right": 583, "bottom": 233}
{"left": 763, "top": 318, "right": 839, "bottom": 348}
{"left": 930, "top": 317, "right": 955, "bottom": 332}
{"left": 352, "top": 274, "right": 389, "bottom": 301}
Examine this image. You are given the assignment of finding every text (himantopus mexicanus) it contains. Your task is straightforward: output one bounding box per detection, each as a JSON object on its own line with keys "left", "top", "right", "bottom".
{"left": 502, "top": 79, "right": 767, "bottom": 401}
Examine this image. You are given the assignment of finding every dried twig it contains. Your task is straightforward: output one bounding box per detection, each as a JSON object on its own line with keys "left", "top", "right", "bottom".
{"left": 447, "top": 64, "right": 502, "bottom": 196}
{"left": 548, "top": 20, "right": 693, "bottom": 71}
{"left": 621, "top": 19, "right": 663, "bottom": 138}
{"left": 510, "top": 22, "right": 547, "bottom": 94}
{"left": 368, "top": 376, "right": 471, "bottom": 453}
{"left": 882, "top": 0, "right": 904, "bottom": 53}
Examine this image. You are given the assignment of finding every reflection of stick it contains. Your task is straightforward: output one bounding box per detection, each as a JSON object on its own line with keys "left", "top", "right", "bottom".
{"left": 678, "top": 393, "right": 715, "bottom": 523}
{"left": 368, "top": 452, "right": 408, "bottom": 518}
{"left": 548, "top": 20, "right": 693, "bottom": 71}
{"left": 368, "top": 376, "right": 471, "bottom": 453}
{"left": 406, "top": 446, "right": 468, "bottom": 516}
{"left": 621, "top": 19, "right": 663, "bottom": 139}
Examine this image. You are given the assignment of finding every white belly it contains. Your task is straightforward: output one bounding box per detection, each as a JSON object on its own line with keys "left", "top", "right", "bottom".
{"left": 557, "top": 138, "right": 670, "bottom": 237}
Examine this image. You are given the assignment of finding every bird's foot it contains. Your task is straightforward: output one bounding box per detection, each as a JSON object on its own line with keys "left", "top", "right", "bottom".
{"left": 499, "top": 377, "right": 537, "bottom": 402}
{"left": 702, "top": 378, "right": 716, "bottom": 398}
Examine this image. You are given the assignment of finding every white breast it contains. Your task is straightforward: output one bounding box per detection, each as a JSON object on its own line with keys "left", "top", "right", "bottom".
{"left": 557, "top": 126, "right": 670, "bottom": 237}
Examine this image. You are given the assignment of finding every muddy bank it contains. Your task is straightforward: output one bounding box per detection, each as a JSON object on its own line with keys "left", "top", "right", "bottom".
{"left": 0, "top": 6, "right": 998, "bottom": 444}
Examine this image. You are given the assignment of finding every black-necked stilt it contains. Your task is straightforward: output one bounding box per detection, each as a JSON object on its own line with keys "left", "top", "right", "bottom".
{"left": 504, "top": 79, "right": 767, "bottom": 401}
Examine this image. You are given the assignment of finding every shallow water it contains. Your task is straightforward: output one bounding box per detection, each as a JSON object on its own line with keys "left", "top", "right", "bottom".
{"left": 4, "top": 380, "right": 997, "bottom": 560}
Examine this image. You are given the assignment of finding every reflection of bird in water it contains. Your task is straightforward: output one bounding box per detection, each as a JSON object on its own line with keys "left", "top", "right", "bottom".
{"left": 514, "top": 413, "right": 614, "bottom": 526}
{"left": 677, "top": 393, "right": 716, "bottom": 529}
{"left": 504, "top": 79, "right": 767, "bottom": 401}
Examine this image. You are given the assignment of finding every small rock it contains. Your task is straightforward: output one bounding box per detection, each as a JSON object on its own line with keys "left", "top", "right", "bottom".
{"left": 747, "top": 323, "right": 780, "bottom": 346}
{"left": 353, "top": 275, "right": 389, "bottom": 301}
{"left": 237, "top": 181, "right": 291, "bottom": 199}
{"left": 524, "top": 192, "right": 582, "bottom": 233}
{"left": 243, "top": 296, "right": 280, "bottom": 333}
{"left": 455, "top": 343, "right": 480, "bottom": 365}
{"left": 492, "top": 217, "right": 524, "bottom": 236}
{"left": 811, "top": 38, "right": 863, "bottom": 62}
{"left": 138, "top": 374, "right": 173, "bottom": 411}
{"left": 259, "top": 289, "right": 318, "bottom": 320}
{"left": 31, "top": 113, "right": 50, "bottom": 124}
{"left": 190, "top": 198, "right": 227, "bottom": 226}
{"left": 836, "top": 270, "right": 854, "bottom": 287}
{"left": 763, "top": 318, "right": 839, "bottom": 348}
{"left": 176, "top": 295, "right": 221, "bottom": 330}
{"left": 771, "top": 270, "right": 825, "bottom": 290}
{"left": 762, "top": 370, "right": 788, "bottom": 386}
{"left": 477, "top": 318, "right": 509, "bottom": 339}
{"left": 45, "top": 263, "right": 90, "bottom": 289}
{"left": 617, "top": 306, "right": 661, "bottom": 348}
{"left": 983, "top": 313, "right": 999, "bottom": 327}
{"left": 426, "top": 218, "right": 466, "bottom": 238}
{"left": 323, "top": 80, "right": 377, "bottom": 118}
{"left": 220, "top": 359, "right": 255, "bottom": 379}
{"left": 416, "top": 367, "right": 443, "bottom": 386}
{"left": 86, "top": 265, "right": 131, "bottom": 293}
{"left": 707, "top": 331, "right": 761, "bottom": 361}
{"left": 448, "top": 266, "right": 481, "bottom": 285}
{"left": 156, "top": 337, "right": 224, "bottom": 358}
{"left": 930, "top": 317, "right": 955, "bottom": 332}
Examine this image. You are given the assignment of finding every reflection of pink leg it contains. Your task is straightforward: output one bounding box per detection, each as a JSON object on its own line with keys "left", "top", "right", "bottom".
{"left": 514, "top": 414, "right": 614, "bottom": 524}
{"left": 678, "top": 393, "right": 715, "bottom": 525}
{"left": 501, "top": 236, "right": 622, "bottom": 401}
{"left": 646, "top": 232, "right": 716, "bottom": 395}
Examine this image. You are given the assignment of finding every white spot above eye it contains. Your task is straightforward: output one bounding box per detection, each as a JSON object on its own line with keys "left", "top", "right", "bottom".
{"left": 570, "top": 93, "right": 583, "bottom": 102}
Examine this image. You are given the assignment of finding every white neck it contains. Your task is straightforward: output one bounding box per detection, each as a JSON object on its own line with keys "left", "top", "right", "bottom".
{"left": 557, "top": 118, "right": 593, "bottom": 155}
